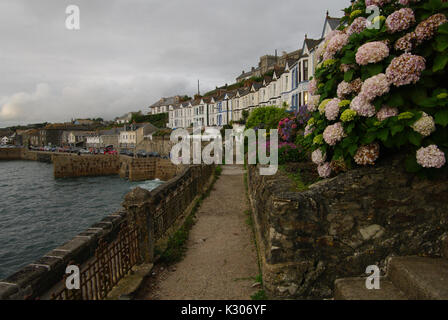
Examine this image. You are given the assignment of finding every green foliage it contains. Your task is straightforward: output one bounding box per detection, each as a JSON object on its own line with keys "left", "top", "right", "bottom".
{"left": 246, "top": 106, "right": 289, "bottom": 130}
{"left": 251, "top": 290, "right": 268, "bottom": 300}
{"left": 131, "top": 112, "right": 168, "bottom": 128}
{"left": 307, "top": 0, "right": 448, "bottom": 174}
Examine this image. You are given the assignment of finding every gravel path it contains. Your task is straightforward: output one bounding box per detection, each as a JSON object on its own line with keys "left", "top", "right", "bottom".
{"left": 142, "top": 165, "right": 259, "bottom": 300}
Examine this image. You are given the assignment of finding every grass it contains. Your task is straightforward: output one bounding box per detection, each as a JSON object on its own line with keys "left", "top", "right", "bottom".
{"left": 251, "top": 290, "right": 268, "bottom": 300}
{"left": 158, "top": 165, "right": 222, "bottom": 264}
{"left": 278, "top": 164, "right": 310, "bottom": 192}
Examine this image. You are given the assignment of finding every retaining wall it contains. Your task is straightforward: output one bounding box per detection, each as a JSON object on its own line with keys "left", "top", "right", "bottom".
{"left": 247, "top": 157, "right": 448, "bottom": 299}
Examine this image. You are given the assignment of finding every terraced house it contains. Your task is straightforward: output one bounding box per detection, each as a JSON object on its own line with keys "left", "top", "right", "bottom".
{"left": 163, "top": 12, "right": 341, "bottom": 128}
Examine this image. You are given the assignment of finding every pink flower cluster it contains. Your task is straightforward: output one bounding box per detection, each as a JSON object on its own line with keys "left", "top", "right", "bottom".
{"left": 355, "top": 41, "right": 389, "bottom": 66}
{"left": 386, "top": 8, "right": 415, "bottom": 33}
{"left": 376, "top": 106, "right": 398, "bottom": 121}
{"left": 365, "top": 0, "right": 392, "bottom": 6}
{"left": 395, "top": 32, "right": 417, "bottom": 52}
{"left": 416, "top": 145, "right": 446, "bottom": 168}
{"left": 326, "top": 33, "right": 350, "bottom": 57}
{"left": 354, "top": 143, "right": 380, "bottom": 166}
{"left": 350, "top": 95, "right": 376, "bottom": 117}
{"left": 337, "top": 81, "right": 352, "bottom": 98}
{"left": 398, "top": 0, "right": 421, "bottom": 5}
{"left": 415, "top": 14, "right": 447, "bottom": 43}
{"left": 309, "top": 79, "right": 318, "bottom": 95}
{"left": 386, "top": 53, "right": 426, "bottom": 87}
{"left": 317, "top": 162, "right": 332, "bottom": 178}
{"left": 360, "top": 73, "right": 390, "bottom": 101}
{"left": 347, "top": 17, "right": 369, "bottom": 36}
{"left": 304, "top": 124, "right": 314, "bottom": 136}
{"left": 307, "top": 95, "right": 320, "bottom": 112}
{"left": 325, "top": 98, "right": 341, "bottom": 121}
{"left": 323, "top": 122, "right": 345, "bottom": 146}
{"left": 411, "top": 112, "right": 436, "bottom": 137}
{"left": 312, "top": 149, "right": 326, "bottom": 165}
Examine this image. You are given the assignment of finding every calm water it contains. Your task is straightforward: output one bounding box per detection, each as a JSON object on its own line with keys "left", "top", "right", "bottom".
{"left": 0, "top": 160, "right": 163, "bottom": 279}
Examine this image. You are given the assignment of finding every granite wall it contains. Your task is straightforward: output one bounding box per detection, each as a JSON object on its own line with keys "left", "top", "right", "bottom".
{"left": 247, "top": 157, "right": 448, "bottom": 299}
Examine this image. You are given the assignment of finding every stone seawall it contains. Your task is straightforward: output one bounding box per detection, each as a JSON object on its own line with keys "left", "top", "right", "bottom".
{"left": 247, "top": 158, "right": 448, "bottom": 299}
{"left": 0, "top": 164, "right": 215, "bottom": 300}
{"left": 53, "top": 154, "right": 120, "bottom": 178}
{"left": 0, "top": 148, "right": 23, "bottom": 160}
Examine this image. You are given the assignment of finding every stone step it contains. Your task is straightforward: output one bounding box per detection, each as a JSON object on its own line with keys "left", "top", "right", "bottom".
{"left": 334, "top": 277, "right": 407, "bottom": 300}
{"left": 388, "top": 256, "right": 448, "bottom": 300}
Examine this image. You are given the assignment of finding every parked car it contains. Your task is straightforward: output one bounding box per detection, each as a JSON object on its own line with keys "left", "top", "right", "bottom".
{"left": 79, "top": 149, "right": 90, "bottom": 154}
{"left": 136, "top": 150, "right": 147, "bottom": 158}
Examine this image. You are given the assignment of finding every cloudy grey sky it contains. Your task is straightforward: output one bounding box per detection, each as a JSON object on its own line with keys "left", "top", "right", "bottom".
{"left": 0, "top": 0, "right": 349, "bottom": 127}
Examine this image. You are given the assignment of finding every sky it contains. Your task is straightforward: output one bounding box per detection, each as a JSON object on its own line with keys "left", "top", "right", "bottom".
{"left": 0, "top": 0, "right": 350, "bottom": 128}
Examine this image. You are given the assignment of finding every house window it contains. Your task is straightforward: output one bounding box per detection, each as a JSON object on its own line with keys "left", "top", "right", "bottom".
{"left": 304, "top": 60, "right": 309, "bottom": 81}
{"left": 299, "top": 62, "right": 302, "bottom": 83}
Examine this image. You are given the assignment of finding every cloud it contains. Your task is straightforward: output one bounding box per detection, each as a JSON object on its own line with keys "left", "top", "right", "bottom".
{"left": 0, "top": 0, "right": 350, "bottom": 127}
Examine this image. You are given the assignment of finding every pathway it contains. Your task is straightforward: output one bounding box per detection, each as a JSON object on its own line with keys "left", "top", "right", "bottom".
{"left": 141, "top": 165, "right": 259, "bottom": 300}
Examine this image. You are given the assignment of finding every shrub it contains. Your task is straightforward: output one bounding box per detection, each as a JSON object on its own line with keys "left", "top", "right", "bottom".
{"left": 246, "top": 106, "right": 289, "bottom": 130}
{"left": 306, "top": 0, "right": 448, "bottom": 178}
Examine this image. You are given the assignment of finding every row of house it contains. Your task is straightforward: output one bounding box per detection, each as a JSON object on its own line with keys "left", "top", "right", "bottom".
{"left": 148, "top": 13, "right": 341, "bottom": 129}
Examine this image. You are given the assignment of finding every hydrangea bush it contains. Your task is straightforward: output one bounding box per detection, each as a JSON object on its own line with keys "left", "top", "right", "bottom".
{"left": 305, "top": 0, "right": 448, "bottom": 178}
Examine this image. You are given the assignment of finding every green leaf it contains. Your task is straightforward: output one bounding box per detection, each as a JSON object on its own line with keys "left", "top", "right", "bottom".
{"left": 344, "top": 69, "right": 354, "bottom": 82}
{"left": 435, "top": 110, "right": 448, "bottom": 126}
{"left": 362, "top": 64, "right": 383, "bottom": 80}
{"left": 433, "top": 54, "right": 448, "bottom": 72}
{"left": 377, "top": 128, "right": 389, "bottom": 142}
{"left": 410, "top": 87, "right": 428, "bottom": 105}
{"left": 408, "top": 131, "right": 423, "bottom": 146}
{"left": 341, "top": 50, "right": 355, "bottom": 64}
{"left": 405, "top": 155, "right": 421, "bottom": 173}
{"left": 348, "top": 143, "right": 358, "bottom": 156}
{"left": 438, "top": 23, "right": 448, "bottom": 35}
{"left": 390, "top": 124, "right": 404, "bottom": 136}
{"left": 387, "top": 92, "right": 405, "bottom": 107}
{"left": 420, "top": 97, "right": 439, "bottom": 107}
{"left": 434, "top": 34, "right": 448, "bottom": 52}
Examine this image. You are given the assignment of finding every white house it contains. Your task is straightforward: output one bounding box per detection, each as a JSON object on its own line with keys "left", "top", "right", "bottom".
{"left": 1, "top": 136, "right": 9, "bottom": 144}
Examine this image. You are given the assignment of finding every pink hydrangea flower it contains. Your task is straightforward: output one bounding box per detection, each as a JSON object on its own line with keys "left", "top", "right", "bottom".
{"left": 325, "top": 98, "right": 341, "bottom": 121}
{"left": 354, "top": 143, "right": 380, "bottom": 166}
{"left": 411, "top": 112, "right": 436, "bottom": 137}
{"left": 386, "top": 8, "right": 415, "bottom": 33}
{"left": 323, "top": 122, "right": 345, "bottom": 146}
{"left": 326, "top": 33, "right": 349, "bottom": 56}
{"left": 317, "top": 162, "right": 332, "bottom": 178}
{"left": 312, "top": 149, "right": 326, "bottom": 165}
{"left": 386, "top": 53, "right": 426, "bottom": 87}
{"left": 304, "top": 124, "right": 314, "bottom": 136}
{"left": 395, "top": 32, "right": 417, "bottom": 52}
{"left": 415, "top": 13, "right": 447, "bottom": 44}
{"left": 350, "top": 95, "right": 376, "bottom": 117}
{"left": 307, "top": 95, "right": 320, "bottom": 112}
{"left": 366, "top": 0, "right": 392, "bottom": 6}
{"left": 309, "top": 79, "right": 318, "bottom": 95}
{"left": 337, "top": 81, "right": 352, "bottom": 99}
{"left": 347, "top": 17, "right": 369, "bottom": 36}
{"left": 416, "top": 145, "right": 446, "bottom": 168}
{"left": 360, "top": 73, "right": 390, "bottom": 101}
{"left": 356, "top": 41, "right": 389, "bottom": 66}
{"left": 376, "top": 106, "right": 398, "bottom": 121}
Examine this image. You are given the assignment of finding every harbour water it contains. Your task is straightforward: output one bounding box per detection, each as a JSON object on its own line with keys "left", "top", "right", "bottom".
{"left": 0, "top": 160, "right": 163, "bottom": 279}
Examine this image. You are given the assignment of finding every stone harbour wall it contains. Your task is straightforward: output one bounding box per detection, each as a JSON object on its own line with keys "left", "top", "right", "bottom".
{"left": 0, "top": 148, "right": 23, "bottom": 160}
{"left": 247, "top": 157, "right": 448, "bottom": 299}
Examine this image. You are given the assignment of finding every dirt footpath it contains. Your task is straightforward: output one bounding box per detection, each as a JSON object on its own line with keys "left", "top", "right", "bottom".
{"left": 141, "top": 165, "right": 259, "bottom": 300}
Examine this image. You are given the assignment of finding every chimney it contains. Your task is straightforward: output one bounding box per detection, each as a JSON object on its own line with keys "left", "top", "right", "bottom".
{"left": 326, "top": 10, "right": 329, "bottom": 18}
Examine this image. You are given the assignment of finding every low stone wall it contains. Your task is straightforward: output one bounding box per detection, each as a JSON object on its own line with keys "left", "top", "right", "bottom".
{"left": 247, "top": 157, "right": 448, "bottom": 299}
{"left": 0, "top": 148, "right": 23, "bottom": 160}
{"left": 53, "top": 154, "right": 120, "bottom": 178}
{"left": 0, "top": 164, "right": 215, "bottom": 300}
{"left": 123, "top": 165, "right": 215, "bottom": 260}
{"left": 118, "top": 156, "right": 183, "bottom": 181}
{"left": 0, "top": 210, "right": 128, "bottom": 300}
